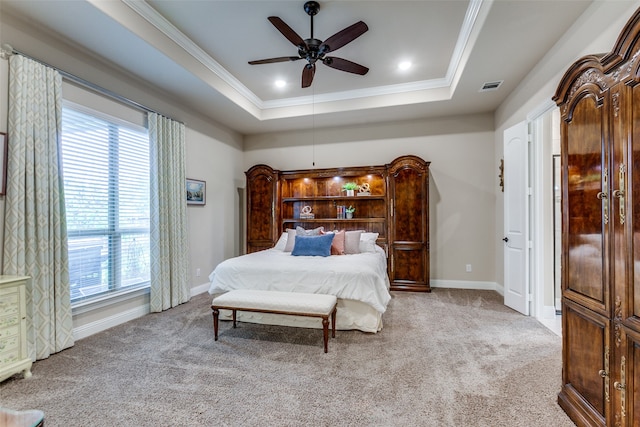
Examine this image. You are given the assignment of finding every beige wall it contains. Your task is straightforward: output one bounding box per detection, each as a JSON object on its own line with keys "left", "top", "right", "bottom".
{"left": 245, "top": 113, "right": 497, "bottom": 283}
{"left": 185, "top": 127, "right": 245, "bottom": 283}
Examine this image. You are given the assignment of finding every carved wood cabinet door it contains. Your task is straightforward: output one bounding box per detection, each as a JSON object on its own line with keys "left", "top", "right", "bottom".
{"left": 623, "top": 78, "right": 640, "bottom": 426}
{"left": 245, "top": 165, "right": 279, "bottom": 253}
{"left": 387, "top": 156, "right": 430, "bottom": 292}
{"left": 557, "top": 81, "right": 611, "bottom": 426}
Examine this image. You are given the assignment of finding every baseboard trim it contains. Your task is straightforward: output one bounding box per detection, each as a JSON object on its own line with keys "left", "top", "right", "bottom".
{"left": 72, "top": 283, "right": 211, "bottom": 341}
{"left": 191, "top": 282, "right": 210, "bottom": 297}
{"left": 430, "top": 279, "right": 501, "bottom": 293}
{"left": 542, "top": 305, "right": 557, "bottom": 319}
{"left": 73, "top": 304, "right": 149, "bottom": 341}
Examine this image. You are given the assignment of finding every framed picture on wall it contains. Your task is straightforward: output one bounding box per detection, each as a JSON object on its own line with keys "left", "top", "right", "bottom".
{"left": 0, "top": 132, "right": 7, "bottom": 196}
{"left": 186, "top": 178, "right": 206, "bottom": 205}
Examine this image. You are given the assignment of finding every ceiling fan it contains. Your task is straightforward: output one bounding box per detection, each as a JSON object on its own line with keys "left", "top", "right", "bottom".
{"left": 248, "top": 1, "right": 369, "bottom": 88}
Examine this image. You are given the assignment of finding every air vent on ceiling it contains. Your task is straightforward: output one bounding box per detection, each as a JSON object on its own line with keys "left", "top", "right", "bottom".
{"left": 479, "top": 80, "right": 503, "bottom": 92}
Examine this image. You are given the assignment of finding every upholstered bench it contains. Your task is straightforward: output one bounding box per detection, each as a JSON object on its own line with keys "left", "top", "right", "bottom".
{"left": 211, "top": 289, "right": 337, "bottom": 353}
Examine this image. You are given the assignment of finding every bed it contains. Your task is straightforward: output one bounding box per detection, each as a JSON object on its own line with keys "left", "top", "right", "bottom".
{"left": 208, "top": 230, "right": 391, "bottom": 333}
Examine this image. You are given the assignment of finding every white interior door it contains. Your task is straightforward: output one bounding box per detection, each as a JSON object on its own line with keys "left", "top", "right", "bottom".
{"left": 504, "top": 121, "right": 529, "bottom": 315}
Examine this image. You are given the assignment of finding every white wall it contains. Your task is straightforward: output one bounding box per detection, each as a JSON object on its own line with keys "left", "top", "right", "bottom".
{"left": 245, "top": 113, "right": 497, "bottom": 284}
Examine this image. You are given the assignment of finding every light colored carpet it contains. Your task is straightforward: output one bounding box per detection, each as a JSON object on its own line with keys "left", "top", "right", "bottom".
{"left": 0, "top": 289, "right": 574, "bottom": 426}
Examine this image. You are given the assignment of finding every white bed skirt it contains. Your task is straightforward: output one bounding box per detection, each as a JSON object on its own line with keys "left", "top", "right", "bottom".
{"left": 214, "top": 297, "right": 383, "bottom": 333}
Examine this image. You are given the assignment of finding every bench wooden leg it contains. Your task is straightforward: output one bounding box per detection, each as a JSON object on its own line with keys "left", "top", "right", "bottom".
{"left": 232, "top": 310, "right": 237, "bottom": 328}
{"left": 212, "top": 308, "right": 219, "bottom": 341}
{"left": 331, "top": 306, "right": 336, "bottom": 338}
{"left": 322, "top": 316, "right": 329, "bottom": 353}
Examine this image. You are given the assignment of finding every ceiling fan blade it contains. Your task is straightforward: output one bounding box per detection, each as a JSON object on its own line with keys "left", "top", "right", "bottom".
{"left": 322, "top": 57, "right": 369, "bottom": 75}
{"left": 320, "top": 21, "right": 368, "bottom": 53}
{"left": 249, "top": 57, "right": 302, "bottom": 65}
{"left": 268, "top": 16, "right": 306, "bottom": 48}
{"left": 302, "top": 63, "right": 316, "bottom": 88}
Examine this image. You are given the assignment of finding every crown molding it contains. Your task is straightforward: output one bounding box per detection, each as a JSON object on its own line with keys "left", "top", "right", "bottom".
{"left": 123, "top": 0, "right": 484, "bottom": 113}
{"left": 122, "top": 0, "right": 263, "bottom": 109}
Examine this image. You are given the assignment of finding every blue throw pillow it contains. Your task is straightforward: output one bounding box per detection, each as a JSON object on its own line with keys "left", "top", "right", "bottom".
{"left": 291, "top": 233, "right": 335, "bottom": 257}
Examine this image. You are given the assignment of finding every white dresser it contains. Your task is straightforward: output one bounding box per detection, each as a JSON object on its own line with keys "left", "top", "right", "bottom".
{"left": 0, "top": 275, "right": 32, "bottom": 382}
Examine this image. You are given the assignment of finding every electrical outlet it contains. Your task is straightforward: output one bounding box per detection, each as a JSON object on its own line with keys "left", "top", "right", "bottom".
{"left": 465, "top": 264, "right": 472, "bottom": 273}
{"left": 196, "top": 268, "right": 201, "bottom": 277}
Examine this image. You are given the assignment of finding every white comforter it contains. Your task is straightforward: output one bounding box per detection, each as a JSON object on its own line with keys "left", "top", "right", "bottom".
{"left": 208, "top": 247, "right": 391, "bottom": 313}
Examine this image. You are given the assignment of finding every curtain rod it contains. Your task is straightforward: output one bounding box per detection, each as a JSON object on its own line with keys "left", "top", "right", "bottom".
{"left": 1, "top": 44, "right": 183, "bottom": 125}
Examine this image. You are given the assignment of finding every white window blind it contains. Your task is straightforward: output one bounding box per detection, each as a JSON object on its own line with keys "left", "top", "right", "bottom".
{"left": 61, "top": 103, "right": 150, "bottom": 303}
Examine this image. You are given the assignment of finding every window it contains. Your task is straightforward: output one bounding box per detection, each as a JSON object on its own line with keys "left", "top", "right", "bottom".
{"left": 61, "top": 103, "right": 150, "bottom": 303}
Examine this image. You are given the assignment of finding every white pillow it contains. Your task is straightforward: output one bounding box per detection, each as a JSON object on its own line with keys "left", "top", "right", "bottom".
{"left": 296, "top": 226, "right": 324, "bottom": 236}
{"left": 284, "top": 228, "right": 297, "bottom": 252}
{"left": 344, "top": 230, "right": 363, "bottom": 254}
{"left": 284, "top": 226, "right": 325, "bottom": 252}
{"left": 273, "top": 232, "right": 288, "bottom": 251}
{"left": 359, "top": 232, "right": 379, "bottom": 253}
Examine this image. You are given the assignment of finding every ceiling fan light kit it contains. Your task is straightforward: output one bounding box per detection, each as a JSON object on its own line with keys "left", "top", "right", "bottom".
{"left": 248, "top": 1, "right": 369, "bottom": 88}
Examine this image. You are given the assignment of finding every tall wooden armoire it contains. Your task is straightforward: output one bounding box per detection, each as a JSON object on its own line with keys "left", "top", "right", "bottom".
{"left": 553, "top": 7, "right": 640, "bottom": 426}
{"left": 245, "top": 164, "right": 279, "bottom": 254}
{"left": 387, "top": 155, "right": 430, "bottom": 291}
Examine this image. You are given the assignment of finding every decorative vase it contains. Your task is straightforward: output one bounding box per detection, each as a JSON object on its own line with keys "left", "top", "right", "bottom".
{"left": 346, "top": 190, "right": 355, "bottom": 197}
{"left": 346, "top": 212, "right": 353, "bottom": 219}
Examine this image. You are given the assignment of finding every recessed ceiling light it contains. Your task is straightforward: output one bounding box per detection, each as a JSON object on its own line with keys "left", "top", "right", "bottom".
{"left": 275, "top": 79, "right": 286, "bottom": 88}
{"left": 398, "top": 61, "right": 412, "bottom": 71}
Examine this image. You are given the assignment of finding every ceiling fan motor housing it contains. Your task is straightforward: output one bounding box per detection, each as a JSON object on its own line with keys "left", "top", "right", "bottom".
{"left": 300, "top": 38, "right": 324, "bottom": 63}
{"left": 249, "top": 0, "right": 368, "bottom": 88}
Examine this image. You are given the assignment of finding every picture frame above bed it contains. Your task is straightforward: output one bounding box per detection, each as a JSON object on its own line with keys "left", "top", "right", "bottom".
{"left": 186, "top": 178, "right": 206, "bottom": 205}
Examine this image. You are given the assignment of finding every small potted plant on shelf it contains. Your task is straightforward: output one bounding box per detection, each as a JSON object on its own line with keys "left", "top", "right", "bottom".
{"left": 342, "top": 182, "right": 359, "bottom": 197}
{"left": 345, "top": 205, "right": 355, "bottom": 219}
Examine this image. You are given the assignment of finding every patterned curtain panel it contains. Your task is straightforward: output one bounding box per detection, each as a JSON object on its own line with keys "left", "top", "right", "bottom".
{"left": 148, "top": 113, "right": 190, "bottom": 312}
{"left": 4, "top": 55, "right": 73, "bottom": 360}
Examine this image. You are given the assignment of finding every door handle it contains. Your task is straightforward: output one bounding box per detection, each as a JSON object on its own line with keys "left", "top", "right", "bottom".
{"left": 502, "top": 237, "right": 509, "bottom": 242}
{"left": 613, "top": 163, "right": 626, "bottom": 225}
{"left": 597, "top": 167, "right": 609, "bottom": 224}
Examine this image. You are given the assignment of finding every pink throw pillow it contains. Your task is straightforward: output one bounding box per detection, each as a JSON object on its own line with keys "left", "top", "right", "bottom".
{"left": 321, "top": 230, "right": 345, "bottom": 255}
